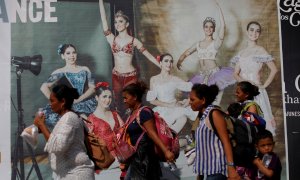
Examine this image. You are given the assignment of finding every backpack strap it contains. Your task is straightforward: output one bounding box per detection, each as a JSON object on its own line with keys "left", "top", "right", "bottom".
{"left": 135, "top": 106, "right": 152, "bottom": 132}
{"left": 208, "top": 108, "right": 234, "bottom": 139}
{"left": 118, "top": 109, "right": 146, "bottom": 148}
{"left": 208, "top": 108, "right": 222, "bottom": 139}
{"left": 80, "top": 116, "right": 93, "bottom": 133}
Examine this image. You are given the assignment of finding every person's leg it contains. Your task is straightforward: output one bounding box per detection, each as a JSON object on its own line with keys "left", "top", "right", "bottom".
{"left": 197, "top": 175, "right": 204, "bottom": 180}
{"left": 112, "top": 72, "right": 124, "bottom": 114}
{"left": 171, "top": 116, "right": 187, "bottom": 134}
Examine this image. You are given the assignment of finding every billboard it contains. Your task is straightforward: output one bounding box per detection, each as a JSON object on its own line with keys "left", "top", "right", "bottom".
{"left": 0, "top": 0, "right": 287, "bottom": 179}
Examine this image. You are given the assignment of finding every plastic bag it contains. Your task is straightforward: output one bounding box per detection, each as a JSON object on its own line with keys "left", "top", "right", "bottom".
{"left": 21, "top": 124, "right": 39, "bottom": 149}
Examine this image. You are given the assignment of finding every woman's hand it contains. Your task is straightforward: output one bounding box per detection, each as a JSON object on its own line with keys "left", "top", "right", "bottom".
{"left": 178, "top": 99, "right": 189, "bottom": 107}
{"left": 258, "top": 84, "right": 265, "bottom": 89}
{"left": 164, "top": 150, "right": 175, "bottom": 163}
{"left": 253, "top": 157, "right": 263, "bottom": 166}
{"left": 33, "top": 114, "right": 46, "bottom": 129}
{"left": 73, "top": 98, "right": 81, "bottom": 104}
{"left": 177, "top": 59, "right": 184, "bottom": 70}
{"left": 228, "top": 166, "right": 241, "bottom": 180}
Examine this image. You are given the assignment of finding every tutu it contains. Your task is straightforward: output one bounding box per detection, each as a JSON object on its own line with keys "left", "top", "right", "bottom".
{"left": 147, "top": 80, "right": 198, "bottom": 132}
{"left": 255, "top": 88, "right": 276, "bottom": 135}
{"left": 153, "top": 106, "right": 197, "bottom": 126}
{"left": 42, "top": 70, "right": 97, "bottom": 129}
{"left": 189, "top": 66, "right": 236, "bottom": 90}
{"left": 43, "top": 98, "right": 96, "bottom": 129}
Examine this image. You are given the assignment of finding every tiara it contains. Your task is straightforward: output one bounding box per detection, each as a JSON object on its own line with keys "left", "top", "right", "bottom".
{"left": 115, "top": 10, "right": 129, "bottom": 21}
{"left": 95, "top": 82, "right": 109, "bottom": 89}
{"left": 204, "top": 17, "right": 216, "bottom": 25}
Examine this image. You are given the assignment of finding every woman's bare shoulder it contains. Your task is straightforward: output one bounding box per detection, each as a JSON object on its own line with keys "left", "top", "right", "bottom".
{"left": 78, "top": 66, "right": 91, "bottom": 72}
{"left": 255, "top": 46, "right": 268, "bottom": 55}
{"left": 51, "top": 68, "right": 64, "bottom": 74}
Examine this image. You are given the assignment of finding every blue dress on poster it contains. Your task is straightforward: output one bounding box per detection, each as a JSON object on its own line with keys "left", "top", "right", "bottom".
{"left": 43, "top": 70, "right": 97, "bottom": 129}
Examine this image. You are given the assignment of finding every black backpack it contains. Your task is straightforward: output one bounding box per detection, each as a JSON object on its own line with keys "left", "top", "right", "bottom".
{"left": 209, "top": 108, "right": 264, "bottom": 167}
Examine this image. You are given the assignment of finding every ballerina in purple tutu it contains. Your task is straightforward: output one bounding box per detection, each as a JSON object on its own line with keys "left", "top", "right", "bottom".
{"left": 177, "top": 1, "right": 235, "bottom": 105}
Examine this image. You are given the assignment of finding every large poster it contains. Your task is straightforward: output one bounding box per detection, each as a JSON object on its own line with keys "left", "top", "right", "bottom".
{"left": 279, "top": 0, "right": 300, "bottom": 180}
{"left": 0, "top": 0, "right": 286, "bottom": 179}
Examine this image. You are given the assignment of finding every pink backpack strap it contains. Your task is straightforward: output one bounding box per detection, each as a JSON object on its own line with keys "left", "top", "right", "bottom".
{"left": 120, "top": 108, "right": 146, "bottom": 149}
{"left": 135, "top": 106, "right": 153, "bottom": 132}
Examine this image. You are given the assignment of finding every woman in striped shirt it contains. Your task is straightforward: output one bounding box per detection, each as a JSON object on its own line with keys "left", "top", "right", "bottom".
{"left": 189, "top": 84, "right": 240, "bottom": 180}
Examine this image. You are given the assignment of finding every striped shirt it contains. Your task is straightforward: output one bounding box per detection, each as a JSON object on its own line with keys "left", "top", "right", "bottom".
{"left": 194, "top": 106, "right": 227, "bottom": 176}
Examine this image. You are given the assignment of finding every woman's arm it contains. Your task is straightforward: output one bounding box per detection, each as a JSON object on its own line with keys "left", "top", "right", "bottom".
{"left": 40, "top": 70, "right": 62, "bottom": 99}
{"left": 74, "top": 67, "right": 95, "bottom": 103}
{"left": 262, "top": 61, "right": 277, "bottom": 89}
{"left": 233, "top": 62, "right": 243, "bottom": 82}
{"left": 143, "top": 119, "right": 175, "bottom": 162}
{"left": 150, "top": 99, "right": 179, "bottom": 108}
{"left": 253, "top": 158, "right": 274, "bottom": 178}
{"left": 214, "top": 1, "right": 225, "bottom": 49}
{"left": 40, "top": 82, "right": 54, "bottom": 99}
{"left": 212, "top": 110, "right": 240, "bottom": 180}
{"left": 177, "top": 43, "right": 197, "bottom": 70}
{"left": 134, "top": 38, "right": 160, "bottom": 67}
{"left": 99, "top": 0, "right": 114, "bottom": 43}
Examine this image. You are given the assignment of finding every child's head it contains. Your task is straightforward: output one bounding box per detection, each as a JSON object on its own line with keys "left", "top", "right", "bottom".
{"left": 227, "top": 102, "right": 243, "bottom": 118}
{"left": 255, "top": 129, "right": 274, "bottom": 155}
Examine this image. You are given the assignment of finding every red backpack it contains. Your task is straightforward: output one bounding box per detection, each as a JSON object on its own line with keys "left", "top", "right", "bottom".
{"left": 136, "top": 106, "right": 180, "bottom": 161}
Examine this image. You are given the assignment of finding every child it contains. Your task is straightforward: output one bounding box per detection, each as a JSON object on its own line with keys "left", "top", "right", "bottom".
{"left": 227, "top": 102, "right": 243, "bottom": 118}
{"left": 253, "top": 129, "right": 282, "bottom": 180}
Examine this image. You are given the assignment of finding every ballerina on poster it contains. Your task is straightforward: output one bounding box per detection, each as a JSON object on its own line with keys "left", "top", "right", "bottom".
{"left": 98, "top": 0, "right": 160, "bottom": 116}
{"left": 231, "top": 21, "right": 278, "bottom": 135}
{"left": 147, "top": 54, "right": 198, "bottom": 133}
{"left": 176, "top": 0, "right": 235, "bottom": 105}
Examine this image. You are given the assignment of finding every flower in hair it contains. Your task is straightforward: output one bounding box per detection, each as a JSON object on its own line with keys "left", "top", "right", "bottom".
{"left": 57, "top": 44, "right": 63, "bottom": 55}
{"left": 95, "top": 82, "right": 109, "bottom": 90}
{"left": 156, "top": 55, "right": 161, "bottom": 62}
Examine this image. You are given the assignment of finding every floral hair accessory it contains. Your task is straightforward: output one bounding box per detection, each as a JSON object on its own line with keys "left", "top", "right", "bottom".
{"left": 95, "top": 82, "right": 109, "bottom": 90}
{"left": 57, "top": 44, "right": 63, "bottom": 55}
{"left": 156, "top": 55, "right": 161, "bottom": 62}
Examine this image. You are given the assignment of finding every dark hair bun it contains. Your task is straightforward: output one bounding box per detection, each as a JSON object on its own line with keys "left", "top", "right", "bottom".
{"left": 209, "top": 84, "right": 219, "bottom": 98}
{"left": 70, "top": 87, "right": 80, "bottom": 100}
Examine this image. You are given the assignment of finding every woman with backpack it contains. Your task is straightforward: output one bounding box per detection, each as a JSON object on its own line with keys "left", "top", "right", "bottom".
{"left": 33, "top": 84, "right": 95, "bottom": 179}
{"left": 189, "top": 83, "right": 240, "bottom": 180}
{"left": 121, "top": 81, "right": 175, "bottom": 180}
{"left": 235, "top": 81, "right": 263, "bottom": 118}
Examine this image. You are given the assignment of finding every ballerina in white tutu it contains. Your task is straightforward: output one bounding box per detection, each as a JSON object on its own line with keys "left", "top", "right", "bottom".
{"left": 147, "top": 53, "right": 198, "bottom": 133}
{"left": 231, "top": 21, "right": 278, "bottom": 135}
